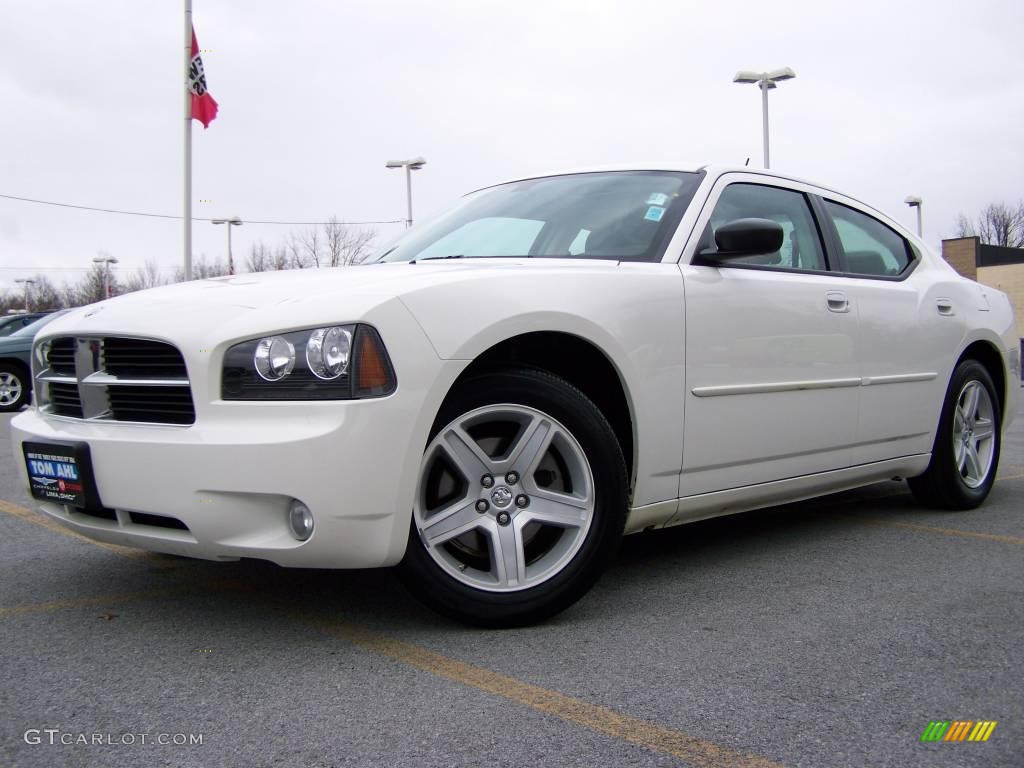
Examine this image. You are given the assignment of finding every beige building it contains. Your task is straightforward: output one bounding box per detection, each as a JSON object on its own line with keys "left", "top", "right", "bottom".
{"left": 942, "top": 237, "right": 1024, "bottom": 339}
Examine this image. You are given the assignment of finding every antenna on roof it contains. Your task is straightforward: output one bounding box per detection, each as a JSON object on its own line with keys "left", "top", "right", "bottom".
{"left": 744, "top": 157, "right": 750, "bottom": 167}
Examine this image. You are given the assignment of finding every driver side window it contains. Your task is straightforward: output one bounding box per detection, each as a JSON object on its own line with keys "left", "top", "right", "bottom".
{"left": 703, "top": 183, "right": 826, "bottom": 271}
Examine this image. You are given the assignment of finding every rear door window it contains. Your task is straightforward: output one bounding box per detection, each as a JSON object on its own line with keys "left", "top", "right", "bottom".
{"left": 823, "top": 200, "right": 912, "bottom": 276}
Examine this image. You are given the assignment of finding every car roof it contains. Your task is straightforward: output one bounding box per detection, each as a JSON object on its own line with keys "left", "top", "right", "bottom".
{"left": 486, "top": 162, "right": 841, "bottom": 197}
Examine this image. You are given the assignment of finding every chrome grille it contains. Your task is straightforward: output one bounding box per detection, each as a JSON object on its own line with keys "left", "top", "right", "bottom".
{"left": 48, "top": 382, "right": 84, "bottom": 418}
{"left": 103, "top": 338, "right": 189, "bottom": 379}
{"left": 38, "top": 337, "right": 195, "bottom": 426}
{"left": 107, "top": 385, "right": 195, "bottom": 425}
{"left": 47, "top": 337, "right": 77, "bottom": 376}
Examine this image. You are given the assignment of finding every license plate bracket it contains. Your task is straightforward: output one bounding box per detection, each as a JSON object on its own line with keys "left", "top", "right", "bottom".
{"left": 23, "top": 440, "right": 105, "bottom": 511}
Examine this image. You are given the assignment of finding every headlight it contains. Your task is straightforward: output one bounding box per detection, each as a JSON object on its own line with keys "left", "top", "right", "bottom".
{"left": 221, "top": 324, "right": 396, "bottom": 401}
{"left": 305, "top": 326, "right": 351, "bottom": 380}
{"left": 254, "top": 336, "right": 295, "bottom": 381}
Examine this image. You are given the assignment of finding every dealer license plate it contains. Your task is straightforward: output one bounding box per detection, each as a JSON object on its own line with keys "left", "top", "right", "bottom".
{"left": 23, "top": 441, "right": 100, "bottom": 509}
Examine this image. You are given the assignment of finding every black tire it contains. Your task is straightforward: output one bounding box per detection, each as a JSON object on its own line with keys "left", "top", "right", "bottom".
{"left": 0, "top": 362, "right": 30, "bottom": 412}
{"left": 399, "top": 368, "right": 628, "bottom": 627}
{"left": 908, "top": 359, "right": 1001, "bottom": 510}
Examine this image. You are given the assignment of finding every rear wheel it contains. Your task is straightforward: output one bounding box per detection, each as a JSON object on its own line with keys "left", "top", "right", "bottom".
{"left": 0, "top": 364, "right": 29, "bottom": 412}
{"left": 908, "top": 359, "right": 1001, "bottom": 510}
{"left": 400, "top": 369, "right": 628, "bottom": 627}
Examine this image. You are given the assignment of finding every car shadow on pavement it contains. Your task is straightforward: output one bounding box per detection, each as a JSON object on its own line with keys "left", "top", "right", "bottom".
{"left": 26, "top": 477, "right": 1011, "bottom": 632}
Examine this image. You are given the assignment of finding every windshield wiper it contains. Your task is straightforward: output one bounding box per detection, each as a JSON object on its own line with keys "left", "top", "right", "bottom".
{"left": 410, "top": 254, "right": 540, "bottom": 264}
{"left": 410, "top": 254, "right": 466, "bottom": 264}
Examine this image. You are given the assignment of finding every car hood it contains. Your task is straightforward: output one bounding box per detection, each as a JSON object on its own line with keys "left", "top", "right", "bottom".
{"left": 0, "top": 335, "right": 33, "bottom": 353}
{"left": 36, "top": 260, "right": 618, "bottom": 345}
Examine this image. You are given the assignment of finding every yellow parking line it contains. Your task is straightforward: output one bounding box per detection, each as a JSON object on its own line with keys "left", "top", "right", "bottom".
{"left": 12, "top": 490, "right": 1024, "bottom": 765}
{"left": 1, "top": 581, "right": 242, "bottom": 622}
{"left": 858, "top": 517, "right": 1024, "bottom": 546}
{"left": 299, "top": 616, "right": 786, "bottom": 768}
{"left": 0, "top": 498, "right": 149, "bottom": 559}
{"left": 1, "top": 568, "right": 788, "bottom": 768}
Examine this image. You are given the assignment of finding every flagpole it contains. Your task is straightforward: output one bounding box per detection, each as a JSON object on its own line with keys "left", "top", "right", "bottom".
{"left": 183, "top": 0, "right": 193, "bottom": 281}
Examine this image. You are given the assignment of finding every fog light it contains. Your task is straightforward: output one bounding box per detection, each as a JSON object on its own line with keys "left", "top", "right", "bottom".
{"left": 287, "top": 500, "right": 314, "bottom": 541}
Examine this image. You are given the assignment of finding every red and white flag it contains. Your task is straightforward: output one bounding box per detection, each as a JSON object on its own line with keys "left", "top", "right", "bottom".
{"left": 189, "top": 26, "right": 218, "bottom": 128}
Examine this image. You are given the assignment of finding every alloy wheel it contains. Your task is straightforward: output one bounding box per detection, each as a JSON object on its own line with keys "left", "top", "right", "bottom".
{"left": 413, "top": 404, "right": 596, "bottom": 592}
{"left": 952, "top": 379, "right": 996, "bottom": 489}
{"left": 0, "top": 372, "right": 22, "bottom": 407}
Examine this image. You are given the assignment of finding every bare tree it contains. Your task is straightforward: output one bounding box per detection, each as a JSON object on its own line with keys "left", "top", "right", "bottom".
{"left": 954, "top": 201, "right": 1024, "bottom": 247}
{"left": 0, "top": 290, "right": 22, "bottom": 315}
{"left": 173, "top": 255, "right": 229, "bottom": 282}
{"left": 300, "top": 226, "right": 322, "bottom": 268}
{"left": 64, "top": 261, "right": 119, "bottom": 306}
{"left": 123, "top": 261, "right": 169, "bottom": 293}
{"left": 245, "top": 219, "right": 376, "bottom": 272}
{"left": 246, "top": 241, "right": 271, "bottom": 272}
{"left": 27, "top": 275, "right": 63, "bottom": 310}
{"left": 324, "top": 217, "right": 375, "bottom": 266}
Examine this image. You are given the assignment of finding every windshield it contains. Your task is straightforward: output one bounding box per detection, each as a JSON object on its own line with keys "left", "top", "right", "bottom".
{"left": 12, "top": 310, "right": 68, "bottom": 338}
{"left": 378, "top": 171, "right": 703, "bottom": 264}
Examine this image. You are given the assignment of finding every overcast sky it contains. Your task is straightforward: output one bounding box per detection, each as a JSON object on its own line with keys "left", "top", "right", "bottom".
{"left": 1, "top": 0, "right": 1022, "bottom": 292}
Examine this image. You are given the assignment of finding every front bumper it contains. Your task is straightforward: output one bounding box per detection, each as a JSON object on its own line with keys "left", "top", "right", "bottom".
{"left": 12, "top": 340, "right": 465, "bottom": 569}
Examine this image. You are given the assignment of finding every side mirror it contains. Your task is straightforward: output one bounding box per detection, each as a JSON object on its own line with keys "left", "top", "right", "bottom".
{"left": 696, "top": 218, "right": 784, "bottom": 263}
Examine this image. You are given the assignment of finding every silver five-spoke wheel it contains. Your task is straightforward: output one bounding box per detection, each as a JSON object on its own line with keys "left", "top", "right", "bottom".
{"left": 952, "top": 379, "right": 996, "bottom": 489}
{"left": 0, "top": 372, "right": 22, "bottom": 407}
{"left": 909, "top": 358, "right": 1001, "bottom": 510}
{"left": 0, "top": 366, "right": 28, "bottom": 412}
{"left": 400, "top": 368, "right": 627, "bottom": 626}
{"left": 414, "top": 404, "right": 595, "bottom": 592}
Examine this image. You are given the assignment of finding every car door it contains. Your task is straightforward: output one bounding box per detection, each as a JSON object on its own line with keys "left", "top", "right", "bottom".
{"left": 817, "top": 197, "right": 964, "bottom": 465}
{"left": 678, "top": 175, "right": 859, "bottom": 496}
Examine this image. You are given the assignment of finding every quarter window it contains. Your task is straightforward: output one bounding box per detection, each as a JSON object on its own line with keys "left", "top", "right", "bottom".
{"left": 823, "top": 200, "right": 912, "bottom": 276}
{"left": 702, "top": 183, "right": 826, "bottom": 271}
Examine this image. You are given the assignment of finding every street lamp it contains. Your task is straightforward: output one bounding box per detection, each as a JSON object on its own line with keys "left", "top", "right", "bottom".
{"left": 904, "top": 196, "right": 923, "bottom": 237}
{"left": 733, "top": 67, "right": 796, "bottom": 169}
{"left": 385, "top": 156, "right": 427, "bottom": 228}
{"left": 212, "top": 217, "right": 243, "bottom": 275}
{"left": 13, "top": 278, "right": 35, "bottom": 312}
{"left": 92, "top": 255, "right": 119, "bottom": 299}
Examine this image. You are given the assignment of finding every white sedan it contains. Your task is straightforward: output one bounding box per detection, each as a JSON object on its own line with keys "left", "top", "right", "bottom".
{"left": 12, "top": 164, "right": 1019, "bottom": 626}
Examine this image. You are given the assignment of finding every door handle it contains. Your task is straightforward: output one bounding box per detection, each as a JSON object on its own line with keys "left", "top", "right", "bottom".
{"left": 825, "top": 291, "right": 850, "bottom": 313}
{"left": 936, "top": 298, "right": 955, "bottom": 316}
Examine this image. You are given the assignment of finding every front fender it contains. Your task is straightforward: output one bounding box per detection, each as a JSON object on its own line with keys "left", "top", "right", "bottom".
{"left": 398, "top": 262, "right": 686, "bottom": 507}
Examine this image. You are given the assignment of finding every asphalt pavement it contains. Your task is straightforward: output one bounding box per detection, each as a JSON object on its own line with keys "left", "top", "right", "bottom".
{"left": 1, "top": 397, "right": 1021, "bottom": 768}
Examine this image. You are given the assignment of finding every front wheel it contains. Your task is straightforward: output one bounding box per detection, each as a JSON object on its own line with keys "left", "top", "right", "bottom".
{"left": 400, "top": 369, "right": 628, "bottom": 627}
{"left": 908, "top": 359, "right": 1001, "bottom": 510}
{"left": 0, "top": 364, "right": 29, "bottom": 412}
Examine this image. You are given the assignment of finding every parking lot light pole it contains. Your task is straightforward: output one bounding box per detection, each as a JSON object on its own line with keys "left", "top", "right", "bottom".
{"left": 13, "top": 278, "right": 35, "bottom": 312}
{"left": 385, "top": 157, "right": 427, "bottom": 228}
{"left": 732, "top": 68, "right": 796, "bottom": 169}
{"left": 92, "top": 255, "right": 119, "bottom": 299}
{"left": 904, "top": 196, "right": 923, "bottom": 237}
{"left": 212, "top": 217, "right": 243, "bottom": 275}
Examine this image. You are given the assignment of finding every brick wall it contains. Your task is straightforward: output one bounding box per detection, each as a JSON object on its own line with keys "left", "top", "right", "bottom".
{"left": 941, "top": 237, "right": 978, "bottom": 280}
{"left": 977, "top": 262, "right": 1024, "bottom": 338}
